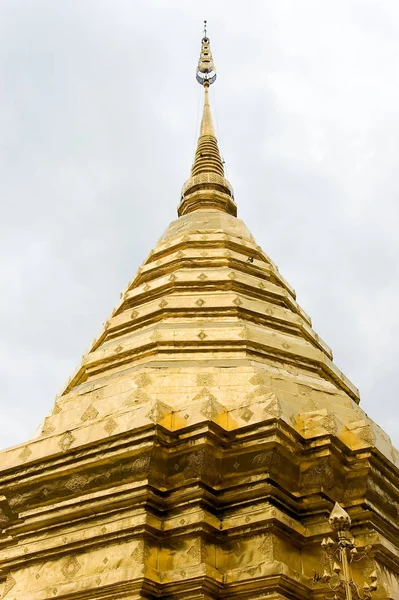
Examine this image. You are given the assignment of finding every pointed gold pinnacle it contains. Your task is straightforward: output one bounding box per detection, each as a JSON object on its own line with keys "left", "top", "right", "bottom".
{"left": 178, "top": 24, "right": 236, "bottom": 218}
{"left": 329, "top": 502, "right": 352, "bottom": 531}
{"left": 196, "top": 21, "right": 217, "bottom": 87}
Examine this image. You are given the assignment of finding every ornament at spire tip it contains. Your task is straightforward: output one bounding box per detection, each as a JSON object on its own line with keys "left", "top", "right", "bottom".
{"left": 329, "top": 502, "right": 351, "bottom": 531}
{"left": 196, "top": 23, "right": 216, "bottom": 86}
{"left": 178, "top": 23, "right": 236, "bottom": 217}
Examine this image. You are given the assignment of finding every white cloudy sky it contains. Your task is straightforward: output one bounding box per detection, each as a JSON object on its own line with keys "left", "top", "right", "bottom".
{"left": 0, "top": 0, "right": 398, "bottom": 450}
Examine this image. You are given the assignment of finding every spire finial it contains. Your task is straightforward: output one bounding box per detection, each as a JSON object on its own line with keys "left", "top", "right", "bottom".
{"left": 178, "top": 25, "right": 236, "bottom": 218}
{"left": 196, "top": 23, "right": 217, "bottom": 87}
{"left": 329, "top": 502, "right": 352, "bottom": 532}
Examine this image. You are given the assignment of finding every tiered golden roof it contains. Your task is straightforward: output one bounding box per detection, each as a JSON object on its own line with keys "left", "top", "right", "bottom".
{"left": 0, "top": 27, "right": 398, "bottom": 600}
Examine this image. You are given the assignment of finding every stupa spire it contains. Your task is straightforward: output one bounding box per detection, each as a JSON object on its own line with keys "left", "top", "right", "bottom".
{"left": 178, "top": 23, "right": 237, "bottom": 217}
{"left": 0, "top": 25, "right": 398, "bottom": 600}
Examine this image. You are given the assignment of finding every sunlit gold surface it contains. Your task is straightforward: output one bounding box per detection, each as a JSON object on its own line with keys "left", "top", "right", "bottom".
{"left": 0, "top": 30, "right": 398, "bottom": 600}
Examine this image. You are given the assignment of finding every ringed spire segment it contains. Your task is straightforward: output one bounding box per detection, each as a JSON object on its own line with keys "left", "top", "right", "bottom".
{"left": 196, "top": 21, "right": 217, "bottom": 86}
{"left": 178, "top": 24, "right": 236, "bottom": 218}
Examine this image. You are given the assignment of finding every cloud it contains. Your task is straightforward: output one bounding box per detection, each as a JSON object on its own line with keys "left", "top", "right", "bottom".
{"left": 0, "top": 0, "right": 398, "bottom": 449}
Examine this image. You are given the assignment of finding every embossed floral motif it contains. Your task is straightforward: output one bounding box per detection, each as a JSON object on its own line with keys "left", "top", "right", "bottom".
{"left": 158, "top": 299, "right": 168, "bottom": 309}
{"left": 258, "top": 534, "right": 273, "bottom": 560}
{"left": 52, "top": 403, "right": 62, "bottom": 415}
{"left": 125, "top": 389, "right": 150, "bottom": 406}
{"left": 197, "top": 330, "right": 207, "bottom": 340}
{"left": 185, "top": 450, "right": 205, "bottom": 477}
{"left": 232, "top": 541, "right": 244, "bottom": 558}
{"left": 65, "top": 473, "right": 90, "bottom": 492}
{"left": 198, "top": 273, "right": 207, "bottom": 281}
{"left": 194, "top": 388, "right": 223, "bottom": 419}
{"left": 303, "top": 398, "right": 318, "bottom": 411}
{"left": 195, "top": 298, "right": 205, "bottom": 307}
{"left": 249, "top": 374, "right": 266, "bottom": 386}
{"left": 58, "top": 431, "right": 75, "bottom": 452}
{"left": 355, "top": 424, "right": 376, "bottom": 445}
{"left": 252, "top": 451, "right": 273, "bottom": 468}
{"left": 131, "top": 454, "right": 151, "bottom": 473}
{"left": 200, "top": 398, "right": 222, "bottom": 420}
{"left": 240, "top": 407, "right": 254, "bottom": 423}
{"left": 131, "top": 539, "right": 151, "bottom": 562}
{"left": 131, "top": 540, "right": 144, "bottom": 562}
{"left": 262, "top": 396, "right": 281, "bottom": 418}
{"left": 103, "top": 418, "right": 118, "bottom": 435}
{"left": 145, "top": 402, "right": 170, "bottom": 424}
{"left": 196, "top": 373, "right": 214, "bottom": 386}
{"left": 187, "top": 538, "right": 202, "bottom": 561}
{"left": 300, "top": 460, "right": 334, "bottom": 490}
{"left": 321, "top": 414, "right": 337, "bottom": 434}
{"left": 18, "top": 446, "right": 32, "bottom": 463}
{"left": 184, "top": 448, "right": 218, "bottom": 481}
{"left": 245, "top": 386, "right": 270, "bottom": 402}
{"left": 41, "top": 418, "right": 56, "bottom": 436}
{"left": 135, "top": 373, "right": 152, "bottom": 388}
{"left": 297, "top": 384, "right": 312, "bottom": 398}
{"left": 61, "top": 555, "right": 81, "bottom": 580}
{"left": 80, "top": 404, "right": 99, "bottom": 422}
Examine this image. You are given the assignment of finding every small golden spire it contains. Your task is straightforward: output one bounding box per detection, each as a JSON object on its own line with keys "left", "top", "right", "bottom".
{"left": 196, "top": 22, "right": 217, "bottom": 87}
{"left": 329, "top": 502, "right": 352, "bottom": 531}
{"left": 178, "top": 23, "right": 236, "bottom": 217}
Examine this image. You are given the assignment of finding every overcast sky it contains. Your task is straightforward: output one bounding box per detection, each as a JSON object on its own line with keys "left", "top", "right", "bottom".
{"left": 0, "top": 0, "right": 398, "bottom": 451}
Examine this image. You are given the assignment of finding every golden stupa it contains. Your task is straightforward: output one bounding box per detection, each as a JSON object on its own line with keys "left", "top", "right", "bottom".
{"left": 0, "top": 27, "right": 398, "bottom": 600}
